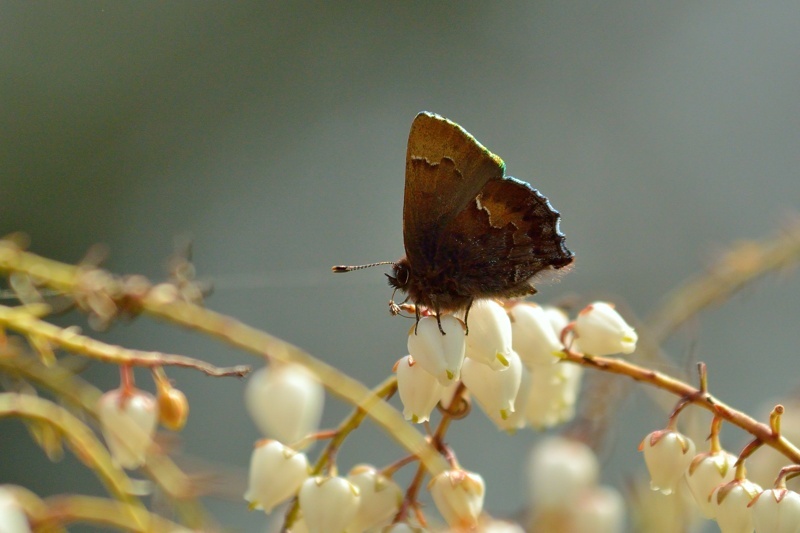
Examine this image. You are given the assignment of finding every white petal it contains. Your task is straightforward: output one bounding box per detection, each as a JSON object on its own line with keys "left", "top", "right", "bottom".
{"left": 407, "top": 315, "right": 465, "bottom": 385}
{"left": 640, "top": 430, "right": 696, "bottom": 495}
{"left": 346, "top": 465, "right": 403, "bottom": 532}
{"left": 509, "top": 303, "right": 564, "bottom": 366}
{"left": 429, "top": 470, "right": 485, "bottom": 529}
{"left": 459, "top": 300, "right": 512, "bottom": 370}
{"left": 461, "top": 351, "right": 522, "bottom": 426}
{"left": 244, "top": 440, "right": 310, "bottom": 513}
{"left": 298, "top": 476, "right": 360, "bottom": 533}
{"left": 574, "top": 302, "right": 637, "bottom": 356}
{"left": 97, "top": 388, "right": 158, "bottom": 469}
{"left": 396, "top": 355, "right": 444, "bottom": 423}
{"left": 685, "top": 451, "right": 737, "bottom": 518}
{"left": 751, "top": 489, "right": 800, "bottom": 533}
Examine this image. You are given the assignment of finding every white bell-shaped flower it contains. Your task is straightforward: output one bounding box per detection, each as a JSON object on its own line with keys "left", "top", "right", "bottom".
{"left": 574, "top": 302, "right": 637, "bottom": 356}
{"left": 640, "top": 429, "right": 696, "bottom": 495}
{"left": 710, "top": 478, "right": 761, "bottom": 533}
{"left": 750, "top": 488, "right": 800, "bottom": 533}
{"left": 407, "top": 315, "right": 465, "bottom": 385}
{"left": 509, "top": 303, "right": 564, "bottom": 366}
{"left": 97, "top": 387, "right": 158, "bottom": 469}
{"left": 460, "top": 350, "right": 522, "bottom": 426}
{"left": 346, "top": 465, "right": 403, "bottom": 533}
{"left": 525, "top": 361, "right": 584, "bottom": 429}
{"left": 459, "top": 300, "right": 512, "bottom": 370}
{"left": 527, "top": 436, "right": 599, "bottom": 511}
{"left": 244, "top": 363, "right": 324, "bottom": 446}
{"left": 496, "top": 361, "right": 533, "bottom": 432}
{"left": 298, "top": 475, "right": 361, "bottom": 533}
{"left": 685, "top": 450, "right": 737, "bottom": 518}
{"left": 429, "top": 469, "right": 485, "bottom": 530}
{"left": 543, "top": 305, "right": 570, "bottom": 339}
{"left": 395, "top": 355, "right": 444, "bottom": 423}
{"left": 244, "top": 439, "right": 310, "bottom": 513}
{"left": 0, "top": 488, "right": 32, "bottom": 533}
{"left": 571, "top": 485, "right": 626, "bottom": 533}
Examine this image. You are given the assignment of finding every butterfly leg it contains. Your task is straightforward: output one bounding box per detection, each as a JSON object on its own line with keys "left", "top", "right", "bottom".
{"left": 463, "top": 299, "right": 474, "bottom": 335}
{"left": 414, "top": 305, "right": 421, "bottom": 335}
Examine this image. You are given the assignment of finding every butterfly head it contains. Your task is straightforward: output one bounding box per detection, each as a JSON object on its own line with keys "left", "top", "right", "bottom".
{"left": 386, "top": 258, "right": 411, "bottom": 292}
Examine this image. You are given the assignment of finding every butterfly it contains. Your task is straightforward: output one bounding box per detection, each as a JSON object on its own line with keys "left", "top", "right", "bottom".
{"left": 334, "top": 112, "right": 573, "bottom": 334}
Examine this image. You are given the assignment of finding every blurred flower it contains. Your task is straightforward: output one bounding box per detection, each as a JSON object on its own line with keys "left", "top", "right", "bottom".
{"left": 298, "top": 476, "right": 361, "bottom": 533}
{"left": 97, "top": 387, "right": 158, "bottom": 469}
{"left": 156, "top": 382, "right": 189, "bottom": 431}
{"left": 0, "top": 488, "right": 31, "bottom": 533}
{"left": 509, "top": 303, "right": 564, "bottom": 366}
{"left": 395, "top": 355, "right": 444, "bottom": 423}
{"left": 458, "top": 300, "right": 512, "bottom": 370}
{"left": 244, "top": 363, "right": 324, "bottom": 446}
{"left": 685, "top": 450, "right": 737, "bottom": 518}
{"left": 571, "top": 485, "right": 626, "bottom": 533}
{"left": 525, "top": 362, "right": 583, "bottom": 430}
{"left": 346, "top": 465, "right": 403, "bottom": 533}
{"left": 573, "top": 302, "right": 637, "bottom": 356}
{"left": 461, "top": 350, "right": 522, "bottom": 426}
{"left": 710, "top": 478, "right": 761, "bottom": 533}
{"left": 407, "top": 315, "right": 465, "bottom": 385}
{"left": 245, "top": 439, "right": 309, "bottom": 513}
{"left": 429, "top": 469, "right": 485, "bottom": 530}
{"left": 750, "top": 488, "right": 800, "bottom": 533}
{"left": 528, "top": 436, "right": 599, "bottom": 511}
{"left": 640, "top": 429, "right": 696, "bottom": 495}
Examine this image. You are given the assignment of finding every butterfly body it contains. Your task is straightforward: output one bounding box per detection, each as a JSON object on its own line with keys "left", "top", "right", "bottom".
{"left": 387, "top": 112, "right": 573, "bottom": 323}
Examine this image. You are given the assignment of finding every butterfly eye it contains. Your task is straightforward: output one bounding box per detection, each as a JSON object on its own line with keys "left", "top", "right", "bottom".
{"left": 393, "top": 263, "right": 410, "bottom": 287}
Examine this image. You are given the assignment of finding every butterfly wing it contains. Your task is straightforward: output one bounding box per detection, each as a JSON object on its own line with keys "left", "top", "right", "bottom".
{"left": 437, "top": 176, "right": 573, "bottom": 299}
{"left": 403, "top": 112, "right": 505, "bottom": 268}
{"left": 402, "top": 112, "right": 572, "bottom": 309}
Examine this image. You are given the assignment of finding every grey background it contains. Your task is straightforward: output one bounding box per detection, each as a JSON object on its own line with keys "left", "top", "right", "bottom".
{"left": 2, "top": 2, "right": 799, "bottom": 531}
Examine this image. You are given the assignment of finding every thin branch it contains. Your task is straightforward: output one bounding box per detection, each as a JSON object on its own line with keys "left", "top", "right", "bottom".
{"left": 559, "top": 351, "right": 800, "bottom": 464}
{"left": 0, "top": 304, "right": 249, "bottom": 377}
{"left": 0, "top": 394, "right": 143, "bottom": 512}
{"left": 0, "top": 242, "right": 448, "bottom": 477}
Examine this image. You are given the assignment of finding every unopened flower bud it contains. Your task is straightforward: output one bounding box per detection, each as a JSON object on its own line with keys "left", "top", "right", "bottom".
{"left": 429, "top": 469, "right": 485, "bottom": 529}
{"left": 407, "top": 315, "right": 465, "bottom": 385}
{"left": 298, "top": 476, "right": 360, "bottom": 533}
{"left": 639, "top": 429, "right": 695, "bottom": 495}
{"left": 157, "top": 384, "right": 189, "bottom": 431}
{"left": 574, "top": 302, "right": 637, "bottom": 356}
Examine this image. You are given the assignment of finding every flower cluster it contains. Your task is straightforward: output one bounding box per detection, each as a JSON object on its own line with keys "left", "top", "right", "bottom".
{"left": 640, "top": 423, "right": 800, "bottom": 532}
{"left": 398, "top": 300, "right": 637, "bottom": 430}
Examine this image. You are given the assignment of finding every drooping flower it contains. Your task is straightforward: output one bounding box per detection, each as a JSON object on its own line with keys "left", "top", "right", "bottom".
{"left": 639, "top": 429, "right": 696, "bottom": 495}
{"left": 429, "top": 469, "right": 485, "bottom": 529}
{"left": 573, "top": 302, "right": 637, "bottom": 356}
{"left": 298, "top": 475, "right": 361, "bottom": 533}
{"left": 97, "top": 387, "right": 158, "bottom": 469}
{"left": 244, "top": 439, "right": 310, "bottom": 513}
{"left": 407, "top": 315, "right": 466, "bottom": 385}
{"left": 395, "top": 355, "right": 444, "bottom": 423}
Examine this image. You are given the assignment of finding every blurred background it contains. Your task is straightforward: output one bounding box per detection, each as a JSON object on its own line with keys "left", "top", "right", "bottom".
{"left": 2, "top": 2, "right": 800, "bottom": 531}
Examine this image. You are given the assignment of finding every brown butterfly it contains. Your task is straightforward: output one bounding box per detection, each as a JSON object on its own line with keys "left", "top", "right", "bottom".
{"left": 334, "top": 112, "right": 573, "bottom": 333}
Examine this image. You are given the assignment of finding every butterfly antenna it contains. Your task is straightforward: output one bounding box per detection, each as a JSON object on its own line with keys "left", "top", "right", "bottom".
{"left": 331, "top": 261, "right": 395, "bottom": 273}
